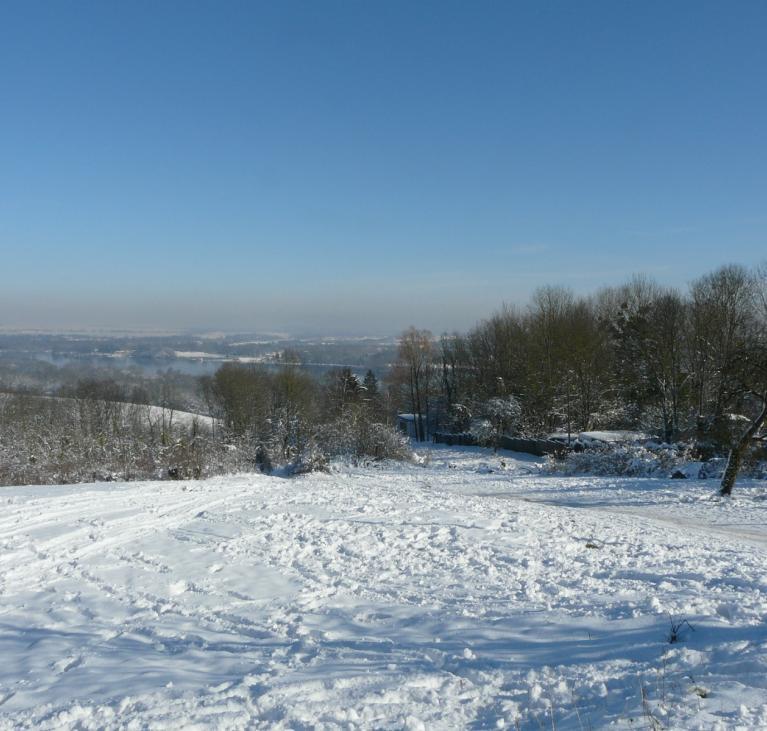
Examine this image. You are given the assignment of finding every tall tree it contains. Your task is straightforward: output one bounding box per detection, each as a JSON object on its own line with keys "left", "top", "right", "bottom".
{"left": 361, "top": 369, "right": 383, "bottom": 419}
{"left": 720, "top": 264, "right": 767, "bottom": 495}
{"left": 689, "top": 265, "right": 756, "bottom": 444}
{"left": 393, "top": 327, "right": 434, "bottom": 441}
{"left": 606, "top": 282, "right": 688, "bottom": 441}
{"left": 325, "top": 367, "right": 362, "bottom": 418}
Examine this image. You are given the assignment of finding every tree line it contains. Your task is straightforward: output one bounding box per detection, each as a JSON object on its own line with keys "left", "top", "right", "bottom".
{"left": 198, "top": 361, "right": 408, "bottom": 472}
{"left": 390, "top": 263, "right": 767, "bottom": 494}
{"left": 2, "top": 262, "right": 765, "bottom": 493}
{"left": 0, "top": 362, "right": 409, "bottom": 486}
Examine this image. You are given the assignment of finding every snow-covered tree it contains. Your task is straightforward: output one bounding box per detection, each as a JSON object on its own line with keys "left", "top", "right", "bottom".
{"left": 483, "top": 396, "right": 522, "bottom": 452}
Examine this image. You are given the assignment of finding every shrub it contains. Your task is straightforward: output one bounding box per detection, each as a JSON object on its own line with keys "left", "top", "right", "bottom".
{"left": 317, "top": 410, "right": 413, "bottom": 464}
{"left": 545, "top": 442, "right": 688, "bottom": 478}
{"left": 546, "top": 439, "right": 767, "bottom": 479}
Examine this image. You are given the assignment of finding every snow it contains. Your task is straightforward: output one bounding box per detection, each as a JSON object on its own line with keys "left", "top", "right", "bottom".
{"left": 172, "top": 351, "right": 284, "bottom": 365}
{"left": 578, "top": 430, "right": 649, "bottom": 444}
{"left": 173, "top": 351, "right": 223, "bottom": 360}
{"left": 143, "top": 404, "right": 214, "bottom": 430}
{"left": 1, "top": 445, "right": 766, "bottom": 729}
{"left": 0, "top": 393, "right": 214, "bottom": 431}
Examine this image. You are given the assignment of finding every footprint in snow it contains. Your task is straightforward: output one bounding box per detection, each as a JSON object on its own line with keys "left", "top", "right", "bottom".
{"left": 53, "top": 655, "right": 83, "bottom": 674}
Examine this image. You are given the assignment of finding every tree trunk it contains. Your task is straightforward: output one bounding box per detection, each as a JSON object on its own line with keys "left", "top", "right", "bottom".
{"left": 720, "top": 397, "right": 767, "bottom": 496}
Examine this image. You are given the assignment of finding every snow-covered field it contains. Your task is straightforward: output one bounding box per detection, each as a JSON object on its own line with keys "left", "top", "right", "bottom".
{"left": 0, "top": 393, "right": 214, "bottom": 431}
{"left": 1, "top": 446, "right": 766, "bottom": 729}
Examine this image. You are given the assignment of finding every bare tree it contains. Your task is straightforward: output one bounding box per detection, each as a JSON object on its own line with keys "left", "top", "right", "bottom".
{"left": 720, "top": 264, "right": 767, "bottom": 495}
{"left": 393, "top": 327, "right": 434, "bottom": 441}
{"left": 689, "top": 265, "right": 755, "bottom": 443}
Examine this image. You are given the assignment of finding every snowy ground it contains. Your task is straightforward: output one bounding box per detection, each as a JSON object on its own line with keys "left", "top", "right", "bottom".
{"left": 1, "top": 445, "right": 766, "bottom": 729}
{"left": 0, "top": 393, "right": 215, "bottom": 431}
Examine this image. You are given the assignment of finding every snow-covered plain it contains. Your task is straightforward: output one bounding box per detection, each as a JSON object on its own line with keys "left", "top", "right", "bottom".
{"left": 1, "top": 446, "right": 766, "bottom": 729}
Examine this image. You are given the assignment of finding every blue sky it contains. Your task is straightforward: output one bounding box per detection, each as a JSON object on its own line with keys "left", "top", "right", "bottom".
{"left": 1, "top": 1, "right": 765, "bottom": 333}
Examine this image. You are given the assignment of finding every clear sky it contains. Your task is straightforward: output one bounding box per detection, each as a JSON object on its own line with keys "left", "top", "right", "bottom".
{"left": 1, "top": 1, "right": 765, "bottom": 334}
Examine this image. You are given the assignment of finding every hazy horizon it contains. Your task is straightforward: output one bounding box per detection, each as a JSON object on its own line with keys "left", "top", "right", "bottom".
{"left": 2, "top": 2, "right": 766, "bottom": 333}
{"left": 0, "top": 260, "right": 764, "bottom": 337}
